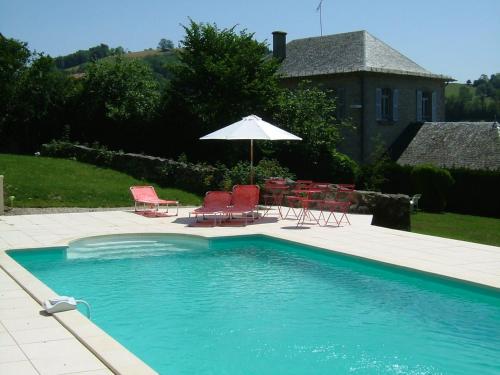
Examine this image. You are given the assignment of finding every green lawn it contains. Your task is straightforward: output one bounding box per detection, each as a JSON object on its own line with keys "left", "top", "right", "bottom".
{"left": 0, "top": 154, "right": 201, "bottom": 207}
{"left": 411, "top": 212, "right": 500, "bottom": 247}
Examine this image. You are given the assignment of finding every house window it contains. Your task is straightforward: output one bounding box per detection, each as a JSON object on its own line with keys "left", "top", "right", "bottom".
{"left": 421, "top": 91, "right": 432, "bottom": 121}
{"left": 417, "top": 90, "right": 437, "bottom": 122}
{"left": 376, "top": 88, "right": 399, "bottom": 122}
{"left": 381, "top": 88, "right": 392, "bottom": 120}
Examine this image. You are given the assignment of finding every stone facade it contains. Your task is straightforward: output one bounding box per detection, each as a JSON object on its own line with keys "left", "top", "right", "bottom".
{"left": 275, "top": 30, "right": 452, "bottom": 164}
{"left": 282, "top": 73, "right": 446, "bottom": 163}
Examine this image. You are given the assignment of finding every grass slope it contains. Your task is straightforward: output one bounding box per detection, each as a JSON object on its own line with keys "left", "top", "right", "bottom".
{"left": 411, "top": 212, "right": 500, "bottom": 247}
{"left": 0, "top": 154, "right": 201, "bottom": 208}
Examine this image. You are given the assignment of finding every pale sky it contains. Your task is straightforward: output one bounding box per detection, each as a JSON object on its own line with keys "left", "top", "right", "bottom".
{"left": 1, "top": 0, "right": 499, "bottom": 82}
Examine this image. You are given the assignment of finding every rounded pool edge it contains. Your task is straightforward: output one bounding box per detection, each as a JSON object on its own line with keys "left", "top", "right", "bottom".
{"left": 0, "top": 247, "right": 158, "bottom": 375}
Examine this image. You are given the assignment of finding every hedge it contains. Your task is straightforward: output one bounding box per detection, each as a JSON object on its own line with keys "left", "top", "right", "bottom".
{"left": 447, "top": 168, "right": 500, "bottom": 217}
{"left": 362, "top": 161, "right": 500, "bottom": 217}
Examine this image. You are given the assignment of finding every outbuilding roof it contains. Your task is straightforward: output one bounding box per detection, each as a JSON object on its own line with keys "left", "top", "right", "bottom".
{"left": 397, "top": 122, "right": 500, "bottom": 170}
{"left": 278, "top": 30, "right": 453, "bottom": 80}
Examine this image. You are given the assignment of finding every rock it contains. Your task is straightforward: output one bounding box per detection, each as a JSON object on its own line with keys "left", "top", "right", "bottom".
{"left": 349, "top": 190, "right": 410, "bottom": 231}
{"left": 370, "top": 193, "right": 411, "bottom": 231}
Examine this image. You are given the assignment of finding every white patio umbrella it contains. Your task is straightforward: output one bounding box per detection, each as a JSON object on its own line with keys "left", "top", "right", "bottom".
{"left": 200, "top": 115, "right": 301, "bottom": 184}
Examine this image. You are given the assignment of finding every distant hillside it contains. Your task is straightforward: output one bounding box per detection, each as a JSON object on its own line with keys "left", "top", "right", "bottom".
{"left": 63, "top": 49, "right": 180, "bottom": 81}
{"left": 445, "top": 82, "right": 476, "bottom": 98}
{"left": 55, "top": 43, "right": 123, "bottom": 69}
{"left": 445, "top": 76, "right": 499, "bottom": 121}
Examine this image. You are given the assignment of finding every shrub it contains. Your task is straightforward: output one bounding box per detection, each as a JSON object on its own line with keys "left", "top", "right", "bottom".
{"left": 328, "top": 151, "right": 359, "bottom": 183}
{"left": 223, "top": 159, "right": 295, "bottom": 189}
{"left": 410, "top": 164, "right": 455, "bottom": 212}
{"left": 359, "top": 161, "right": 412, "bottom": 194}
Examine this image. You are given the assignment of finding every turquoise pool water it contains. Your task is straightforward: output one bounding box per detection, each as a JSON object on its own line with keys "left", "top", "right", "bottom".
{"left": 9, "top": 234, "right": 500, "bottom": 375}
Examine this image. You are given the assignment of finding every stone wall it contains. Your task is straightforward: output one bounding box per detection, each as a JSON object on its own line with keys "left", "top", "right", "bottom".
{"left": 41, "top": 143, "right": 227, "bottom": 195}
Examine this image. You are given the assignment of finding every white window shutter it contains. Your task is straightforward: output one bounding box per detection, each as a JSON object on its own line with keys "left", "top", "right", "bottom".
{"left": 392, "top": 89, "right": 399, "bottom": 122}
{"left": 416, "top": 90, "right": 423, "bottom": 122}
{"left": 376, "top": 88, "right": 382, "bottom": 121}
{"left": 431, "top": 91, "right": 437, "bottom": 121}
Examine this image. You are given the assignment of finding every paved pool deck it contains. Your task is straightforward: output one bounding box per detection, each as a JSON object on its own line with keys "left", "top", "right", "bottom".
{"left": 0, "top": 208, "right": 499, "bottom": 374}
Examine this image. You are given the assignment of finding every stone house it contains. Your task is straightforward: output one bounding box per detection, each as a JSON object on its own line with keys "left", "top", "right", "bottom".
{"left": 272, "top": 30, "right": 454, "bottom": 163}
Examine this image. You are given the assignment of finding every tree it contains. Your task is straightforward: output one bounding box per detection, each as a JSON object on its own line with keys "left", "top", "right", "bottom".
{"left": 0, "top": 35, "right": 76, "bottom": 152}
{"left": 81, "top": 57, "right": 160, "bottom": 122}
{"left": 269, "top": 82, "right": 350, "bottom": 179}
{"left": 0, "top": 34, "right": 31, "bottom": 125}
{"left": 164, "top": 20, "right": 281, "bottom": 161}
{"left": 157, "top": 38, "right": 174, "bottom": 51}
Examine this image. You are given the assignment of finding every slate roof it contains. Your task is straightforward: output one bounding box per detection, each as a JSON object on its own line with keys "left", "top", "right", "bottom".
{"left": 278, "top": 30, "right": 452, "bottom": 80}
{"left": 397, "top": 122, "right": 500, "bottom": 170}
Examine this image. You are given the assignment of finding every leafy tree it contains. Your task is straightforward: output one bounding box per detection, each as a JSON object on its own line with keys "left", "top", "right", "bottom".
{"left": 164, "top": 20, "right": 281, "bottom": 161}
{"left": 269, "top": 82, "right": 351, "bottom": 180}
{"left": 71, "top": 57, "right": 161, "bottom": 150}
{"left": 110, "top": 46, "right": 125, "bottom": 56}
{"left": 81, "top": 57, "right": 160, "bottom": 122}
{"left": 158, "top": 38, "right": 174, "bottom": 51}
{"left": 0, "top": 36, "right": 76, "bottom": 152}
{"left": 0, "top": 34, "right": 31, "bottom": 124}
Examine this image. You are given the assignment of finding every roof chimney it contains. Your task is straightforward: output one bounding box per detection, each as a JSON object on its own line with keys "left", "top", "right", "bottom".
{"left": 272, "top": 31, "right": 287, "bottom": 61}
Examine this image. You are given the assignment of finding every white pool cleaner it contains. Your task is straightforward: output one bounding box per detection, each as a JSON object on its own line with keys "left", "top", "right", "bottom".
{"left": 43, "top": 296, "right": 91, "bottom": 319}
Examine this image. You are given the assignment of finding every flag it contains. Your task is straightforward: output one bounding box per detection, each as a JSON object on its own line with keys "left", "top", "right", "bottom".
{"left": 316, "top": 0, "right": 323, "bottom": 11}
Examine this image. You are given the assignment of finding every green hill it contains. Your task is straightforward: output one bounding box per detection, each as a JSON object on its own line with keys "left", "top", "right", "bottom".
{"left": 62, "top": 49, "right": 180, "bottom": 82}
{"left": 445, "top": 82, "right": 476, "bottom": 98}
{"left": 0, "top": 154, "right": 200, "bottom": 207}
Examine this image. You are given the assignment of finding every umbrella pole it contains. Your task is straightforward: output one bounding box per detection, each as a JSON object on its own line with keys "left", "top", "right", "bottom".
{"left": 250, "top": 139, "right": 254, "bottom": 184}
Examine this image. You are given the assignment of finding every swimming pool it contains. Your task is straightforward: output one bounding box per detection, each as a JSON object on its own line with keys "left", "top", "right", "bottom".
{"left": 8, "top": 234, "right": 500, "bottom": 375}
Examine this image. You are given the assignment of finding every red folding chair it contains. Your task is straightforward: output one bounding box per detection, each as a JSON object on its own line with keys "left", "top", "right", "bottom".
{"left": 296, "top": 198, "right": 322, "bottom": 227}
{"left": 283, "top": 195, "right": 303, "bottom": 220}
{"left": 262, "top": 179, "right": 289, "bottom": 218}
{"left": 320, "top": 184, "right": 354, "bottom": 226}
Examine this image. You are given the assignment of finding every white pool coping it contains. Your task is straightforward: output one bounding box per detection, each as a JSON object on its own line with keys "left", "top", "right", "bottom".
{"left": 0, "top": 208, "right": 499, "bottom": 374}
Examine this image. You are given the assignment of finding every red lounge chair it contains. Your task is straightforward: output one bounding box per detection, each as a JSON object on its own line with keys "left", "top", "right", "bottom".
{"left": 130, "top": 186, "right": 179, "bottom": 216}
{"left": 189, "top": 191, "right": 232, "bottom": 226}
{"left": 223, "top": 185, "right": 260, "bottom": 225}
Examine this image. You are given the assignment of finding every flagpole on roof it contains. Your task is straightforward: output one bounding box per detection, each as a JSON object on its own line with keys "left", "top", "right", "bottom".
{"left": 316, "top": 0, "right": 324, "bottom": 36}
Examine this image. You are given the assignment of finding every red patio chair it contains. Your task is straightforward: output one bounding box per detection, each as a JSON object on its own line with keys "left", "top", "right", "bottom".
{"left": 190, "top": 191, "right": 232, "bottom": 226}
{"left": 223, "top": 185, "right": 260, "bottom": 225}
{"left": 262, "top": 180, "right": 289, "bottom": 217}
{"left": 130, "top": 186, "right": 179, "bottom": 216}
{"left": 320, "top": 184, "right": 354, "bottom": 226}
{"left": 295, "top": 180, "right": 314, "bottom": 189}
